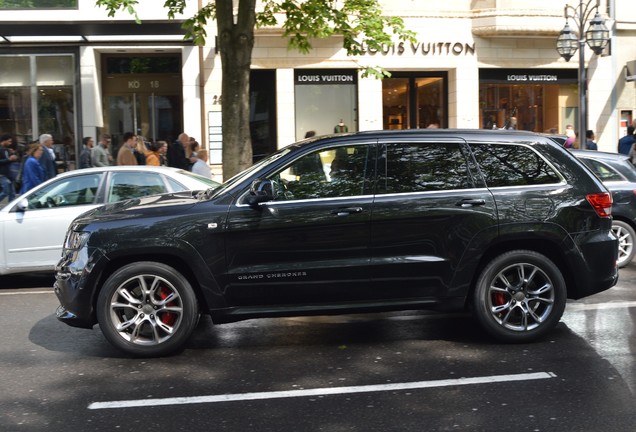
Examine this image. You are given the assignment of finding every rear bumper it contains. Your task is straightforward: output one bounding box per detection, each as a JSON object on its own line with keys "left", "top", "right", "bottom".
{"left": 567, "top": 229, "right": 618, "bottom": 299}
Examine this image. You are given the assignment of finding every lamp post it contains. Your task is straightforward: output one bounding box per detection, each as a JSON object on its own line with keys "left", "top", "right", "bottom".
{"left": 556, "top": 0, "right": 609, "bottom": 150}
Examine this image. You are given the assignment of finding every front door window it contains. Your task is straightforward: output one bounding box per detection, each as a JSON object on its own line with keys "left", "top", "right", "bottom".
{"left": 272, "top": 144, "right": 373, "bottom": 200}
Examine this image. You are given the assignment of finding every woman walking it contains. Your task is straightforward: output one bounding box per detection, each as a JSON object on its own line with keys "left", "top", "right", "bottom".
{"left": 19, "top": 143, "right": 45, "bottom": 194}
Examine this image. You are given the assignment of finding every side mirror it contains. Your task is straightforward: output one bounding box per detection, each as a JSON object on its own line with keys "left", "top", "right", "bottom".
{"left": 15, "top": 198, "right": 28, "bottom": 212}
{"left": 245, "top": 178, "right": 276, "bottom": 207}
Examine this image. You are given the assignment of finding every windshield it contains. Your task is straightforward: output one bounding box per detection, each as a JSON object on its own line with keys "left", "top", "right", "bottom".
{"left": 209, "top": 145, "right": 298, "bottom": 197}
{"left": 176, "top": 170, "right": 221, "bottom": 188}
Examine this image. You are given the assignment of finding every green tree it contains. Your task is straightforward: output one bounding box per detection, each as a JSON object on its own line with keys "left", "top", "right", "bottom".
{"left": 96, "top": 0, "right": 415, "bottom": 179}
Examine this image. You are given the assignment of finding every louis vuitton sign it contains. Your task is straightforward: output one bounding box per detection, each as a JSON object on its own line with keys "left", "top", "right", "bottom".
{"left": 361, "top": 41, "right": 475, "bottom": 56}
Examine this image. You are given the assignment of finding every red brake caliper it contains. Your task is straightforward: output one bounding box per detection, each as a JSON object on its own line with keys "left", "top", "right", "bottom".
{"left": 159, "top": 286, "right": 176, "bottom": 326}
{"left": 493, "top": 293, "right": 506, "bottom": 312}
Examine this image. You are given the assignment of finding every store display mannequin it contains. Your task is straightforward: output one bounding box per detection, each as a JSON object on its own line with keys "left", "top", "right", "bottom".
{"left": 334, "top": 119, "right": 348, "bottom": 133}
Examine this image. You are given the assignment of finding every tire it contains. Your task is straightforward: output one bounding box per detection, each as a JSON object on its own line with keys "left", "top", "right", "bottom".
{"left": 473, "top": 250, "right": 566, "bottom": 343}
{"left": 612, "top": 220, "right": 636, "bottom": 268}
{"left": 96, "top": 262, "right": 199, "bottom": 357}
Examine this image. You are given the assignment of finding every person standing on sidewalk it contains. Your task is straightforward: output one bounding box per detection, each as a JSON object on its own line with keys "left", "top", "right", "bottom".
{"left": 167, "top": 132, "right": 189, "bottom": 170}
{"left": 38, "top": 134, "right": 57, "bottom": 180}
{"left": 0, "top": 134, "right": 18, "bottom": 203}
{"left": 92, "top": 134, "right": 113, "bottom": 167}
{"left": 79, "top": 136, "right": 94, "bottom": 169}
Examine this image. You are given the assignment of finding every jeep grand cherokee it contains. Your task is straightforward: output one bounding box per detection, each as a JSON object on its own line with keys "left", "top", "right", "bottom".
{"left": 54, "top": 130, "right": 618, "bottom": 357}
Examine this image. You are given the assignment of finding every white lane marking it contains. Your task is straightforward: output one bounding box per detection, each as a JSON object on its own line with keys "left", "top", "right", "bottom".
{"left": 88, "top": 371, "right": 556, "bottom": 410}
{"left": 565, "top": 301, "right": 636, "bottom": 311}
{"left": 0, "top": 290, "right": 53, "bottom": 295}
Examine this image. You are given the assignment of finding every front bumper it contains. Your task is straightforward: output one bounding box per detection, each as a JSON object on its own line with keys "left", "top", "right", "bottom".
{"left": 54, "top": 246, "right": 107, "bottom": 329}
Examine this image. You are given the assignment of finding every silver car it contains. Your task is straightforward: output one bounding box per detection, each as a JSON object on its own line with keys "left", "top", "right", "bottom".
{"left": 0, "top": 165, "right": 218, "bottom": 275}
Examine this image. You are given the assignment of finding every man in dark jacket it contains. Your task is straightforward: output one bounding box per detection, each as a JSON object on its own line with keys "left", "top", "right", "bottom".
{"left": 618, "top": 126, "right": 635, "bottom": 155}
{"left": 38, "top": 134, "right": 57, "bottom": 180}
{"left": 0, "top": 134, "right": 17, "bottom": 202}
{"left": 585, "top": 130, "right": 598, "bottom": 150}
{"left": 79, "top": 136, "right": 94, "bottom": 169}
{"left": 167, "top": 132, "right": 189, "bottom": 170}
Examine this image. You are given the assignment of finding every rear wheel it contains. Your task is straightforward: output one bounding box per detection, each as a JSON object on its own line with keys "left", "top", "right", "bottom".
{"left": 96, "top": 262, "right": 198, "bottom": 357}
{"left": 612, "top": 220, "right": 635, "bottom": 268}
{"left": 473, "top": 250, "right": 566, "bottom": 343}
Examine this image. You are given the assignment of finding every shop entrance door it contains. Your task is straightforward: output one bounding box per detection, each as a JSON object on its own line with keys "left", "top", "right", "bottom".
{"left": 102, "top": 54, "right": 183, "bottom": 150}
{"left": 382, "top": 72, "right": 447, "bottom": 129}
{"left": 105, "top": 93, "right": 182, "bottom": 143}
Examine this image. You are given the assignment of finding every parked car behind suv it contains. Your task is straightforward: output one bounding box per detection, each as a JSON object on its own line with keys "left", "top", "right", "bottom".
{"left": 54, "top": 130, "right": 618, "bottom": 357}
{"left": 571, "top": 150, "right": 636, "bottom": 267}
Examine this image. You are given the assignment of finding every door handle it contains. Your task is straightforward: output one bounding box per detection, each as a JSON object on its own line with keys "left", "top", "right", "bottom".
{"left": 331, "top": 207, "right": 363, "bottom": 216}
{"left": 456, "top": 199, "right": 486, "bottom": 208}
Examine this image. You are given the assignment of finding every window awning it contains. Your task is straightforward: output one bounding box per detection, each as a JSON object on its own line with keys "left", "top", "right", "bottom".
{"left": 627, "top": 60, "right": 636, "bottom": 82}
{"left": 0, "top": 21, "right": 191, "bottom": 44}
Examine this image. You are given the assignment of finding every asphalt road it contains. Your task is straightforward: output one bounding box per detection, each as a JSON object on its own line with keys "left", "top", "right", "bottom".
{"left": 1, "top": 267, "right": 636, "bottom": 432}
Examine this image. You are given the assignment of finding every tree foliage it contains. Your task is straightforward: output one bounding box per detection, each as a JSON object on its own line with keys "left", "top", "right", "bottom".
{"left": 96, "top": 0, "right": 415, "bottom": 177}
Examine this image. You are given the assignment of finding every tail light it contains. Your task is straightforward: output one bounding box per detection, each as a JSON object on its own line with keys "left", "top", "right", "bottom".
{"left": 586, "top": 192, "right": 613, "bottom": 218}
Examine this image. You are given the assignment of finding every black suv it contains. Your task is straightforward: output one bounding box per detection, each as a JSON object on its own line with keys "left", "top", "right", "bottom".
{"left": 55, "top": 130, "right": 618, "bottom": 357}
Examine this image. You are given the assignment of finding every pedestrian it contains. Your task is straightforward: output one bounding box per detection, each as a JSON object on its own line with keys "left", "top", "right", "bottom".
{"left": 629, "top": 142, "right": 636, "bottom": 166}
{"left": 167, "top": 132, "right": 189, "bottom": 169}
{"left": 116, "top": 132, "right": 138, "bottom": 166}
{"left": 92, "top": 134, "right": 113, "bottom": 167}
{"left": 618, "top": 126, "right": 635, "bottom": 155}
{"left": 145, "top": 141, "right": 161, "bottom": 166}
{"left": 19, "top": 143, "right": 45, "bottom": 194}
{"left": 186, "top": 140, "right": 199, "bottom": 171}
{"left": 157, "top": 140, "right": 168, "bottom": 166}
{"left": 191, "top": 149, "right": 213, "bottom": 178}
{"left": 79, "top": 136, "right": 94, "bottom": 168}
{"left": 133, "top": 138, "right": 148, "bottom": 165}
{"left": 0, "top": 133, "right": 18, "bottom": 203}
{"left": 38, "top": 134, "right": 57, "bottom": 180}
{"left": 564, "top": 124, "right": 575, "bottom": 148}
{"left": 584, "top": 130, "right": 598, "bottom": 150}
{"left": 9, "top": 137, "right": 25, "bottom": 190}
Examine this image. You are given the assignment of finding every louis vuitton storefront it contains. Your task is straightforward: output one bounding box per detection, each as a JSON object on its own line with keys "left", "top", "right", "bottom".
{"left": 479, "top": 68, "right": 579, "bottom": 132}
{"left": 247, "top": 5, "right": 620, "bottom": 154}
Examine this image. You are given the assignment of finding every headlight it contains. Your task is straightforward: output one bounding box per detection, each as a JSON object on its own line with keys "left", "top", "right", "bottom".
{"left": 63, "top": 231, "right": 90, "bottom": 250}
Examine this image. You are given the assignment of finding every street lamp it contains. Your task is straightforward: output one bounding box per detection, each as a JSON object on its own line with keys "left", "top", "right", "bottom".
{"left": 556, "top": 0, "right": 609, "bottom": 150}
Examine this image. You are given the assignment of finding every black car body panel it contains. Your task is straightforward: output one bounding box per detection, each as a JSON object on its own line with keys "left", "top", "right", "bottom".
{"left": 54, "top": 130, "right": 619, "bottom": 346}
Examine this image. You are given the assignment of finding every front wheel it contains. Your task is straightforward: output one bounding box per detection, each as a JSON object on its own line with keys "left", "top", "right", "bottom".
{"left": 96, "top": 262, "right": 199, "bottom": 357}
{"left": 612, "top": 220, "right": 635, "bottom": 268}
{"left": 473, "top": 250, "right": 566, "bottom": 343}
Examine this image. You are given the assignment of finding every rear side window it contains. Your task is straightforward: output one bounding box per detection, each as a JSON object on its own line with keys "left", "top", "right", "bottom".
{"left": 578, "top": 158, "right": 624, "bottom": 182}
{"left": 378, "top": 142, "right": 474, "bottom": 194}
{"left": 471, "top": 143, "right": 561, "bottom": 187}
{"left": 108, "top": 172, "right": 167, "bottom": 202}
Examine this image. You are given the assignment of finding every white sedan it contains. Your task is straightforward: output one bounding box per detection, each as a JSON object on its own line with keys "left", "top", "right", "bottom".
{"left": 0, "top": 165, "right": 219, "bottom": 275}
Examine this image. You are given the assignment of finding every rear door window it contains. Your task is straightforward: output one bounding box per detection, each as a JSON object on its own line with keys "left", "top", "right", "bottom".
{"left": 377, "top": 142, "right": 477, "bottom": 194}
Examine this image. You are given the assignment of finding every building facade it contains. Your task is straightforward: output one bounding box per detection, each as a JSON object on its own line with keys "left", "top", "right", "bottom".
{"left": 1, "top": 1, "right": 635, "bottom": 175}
